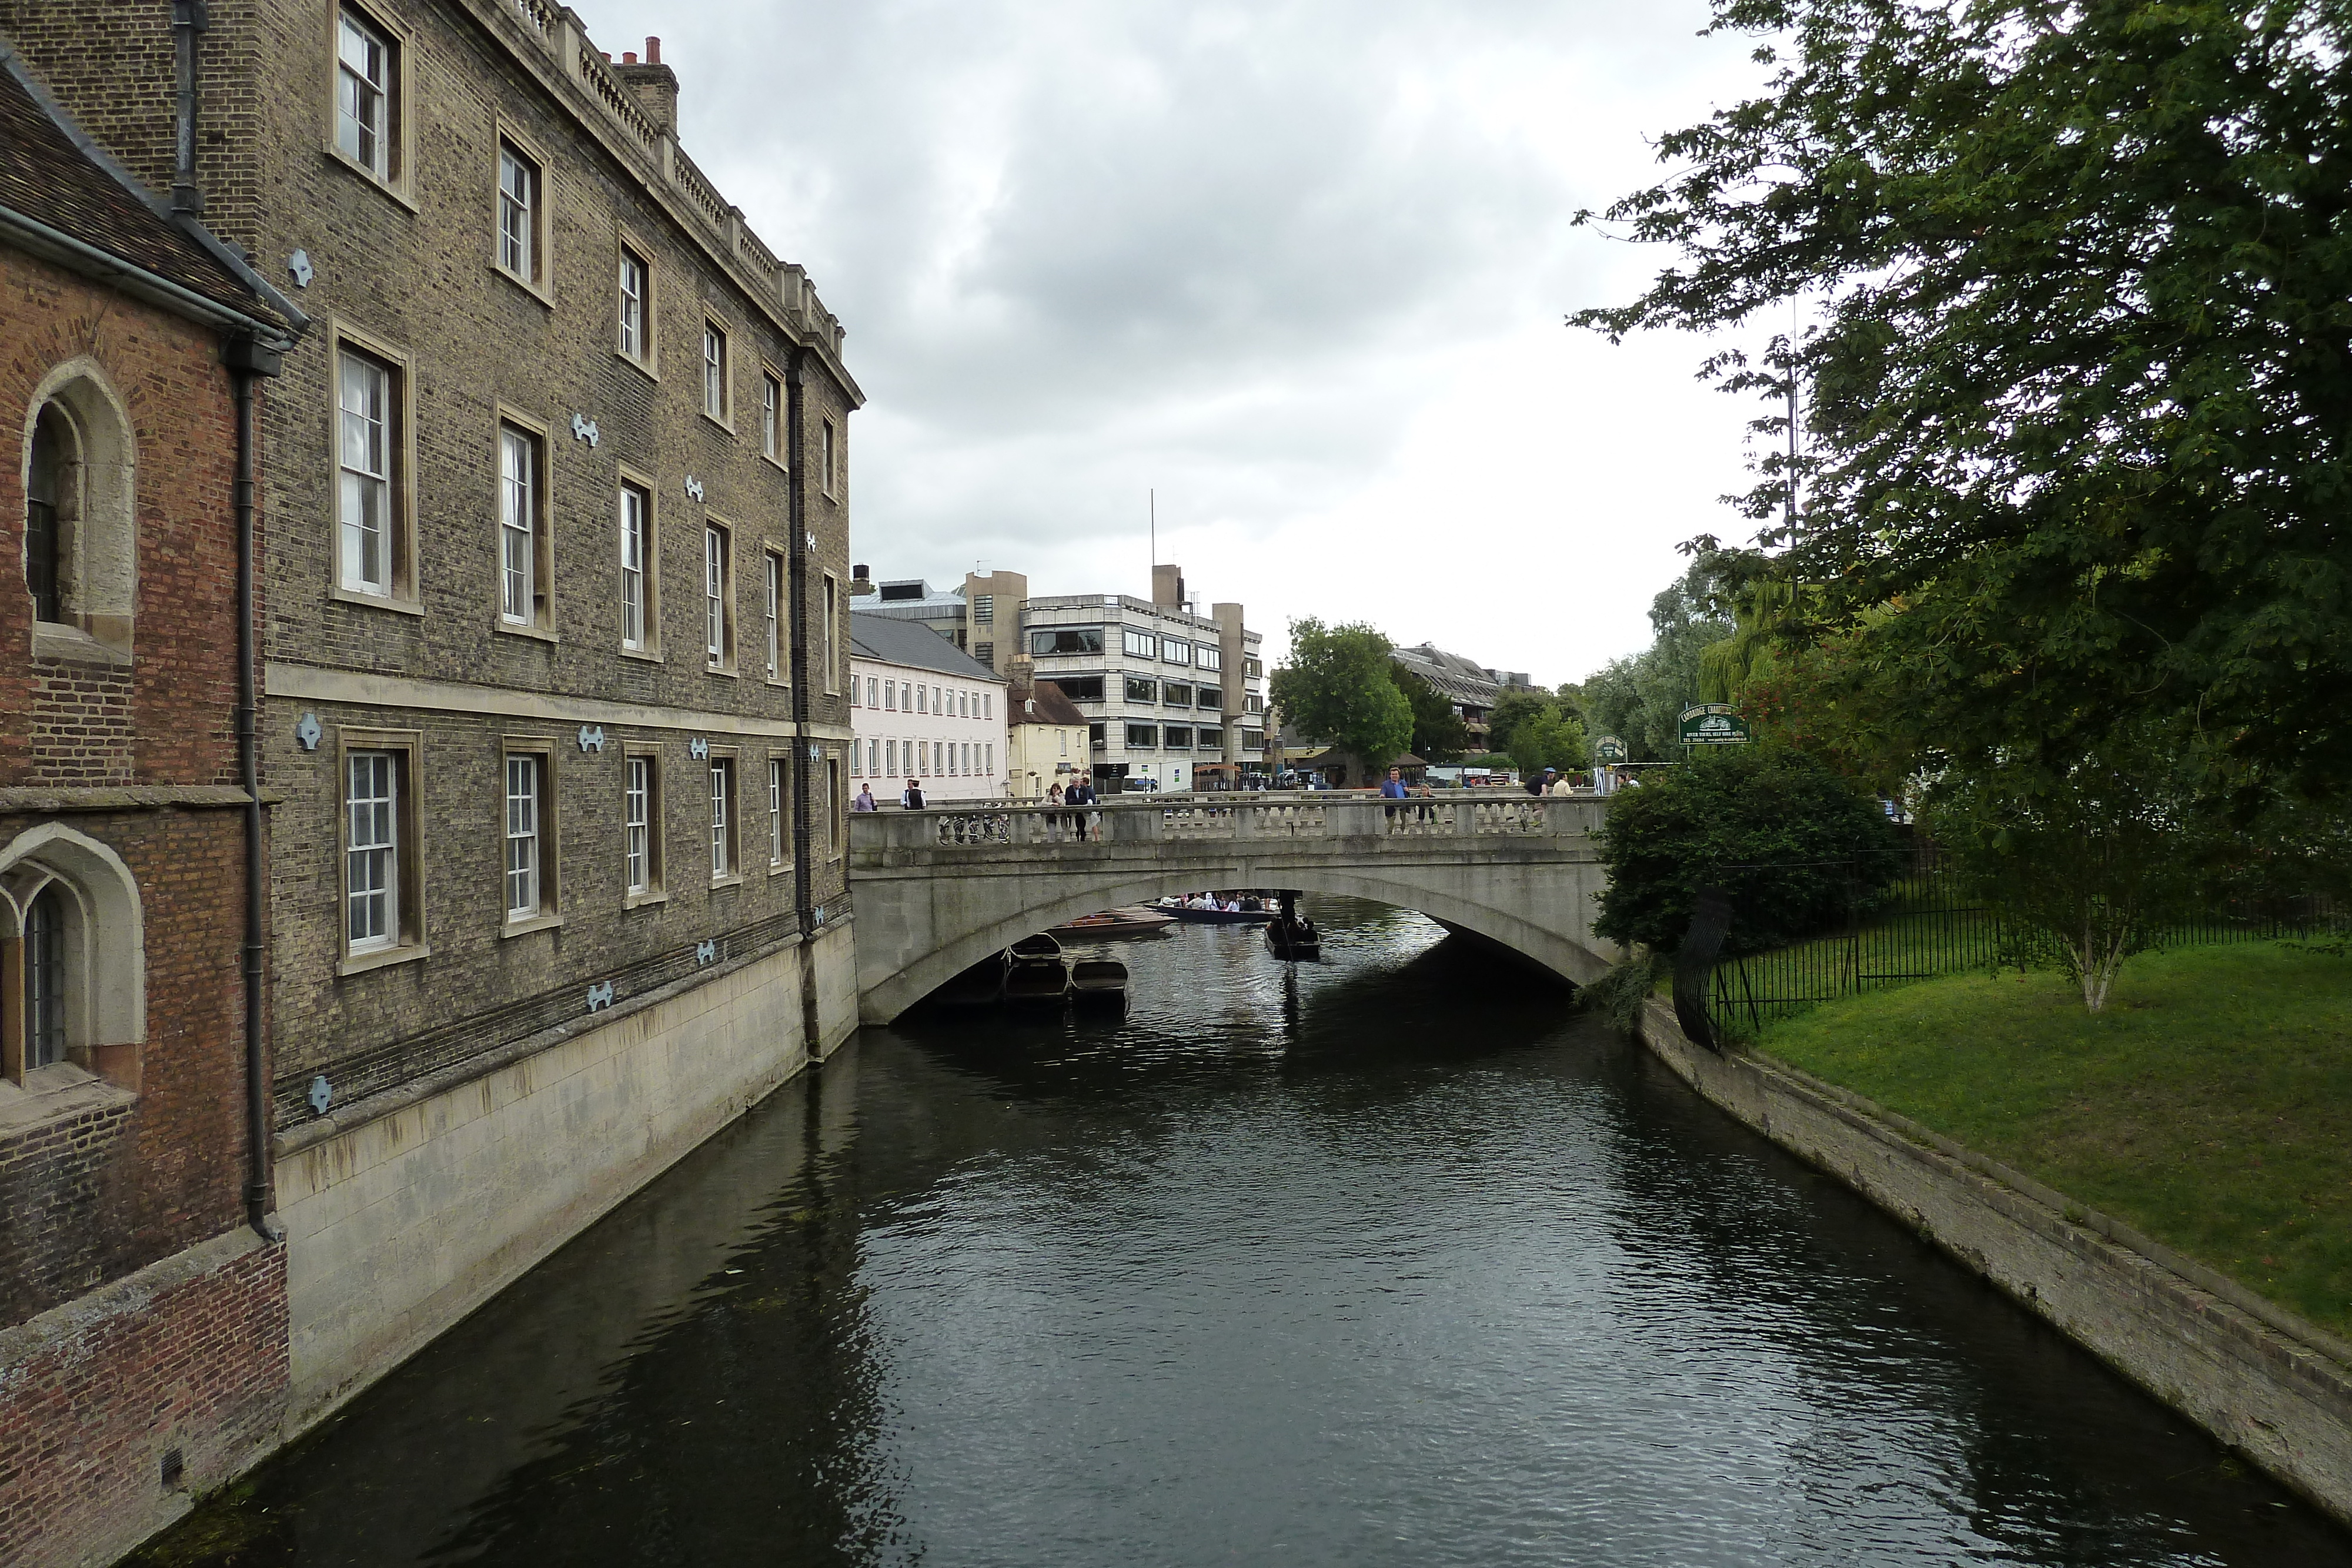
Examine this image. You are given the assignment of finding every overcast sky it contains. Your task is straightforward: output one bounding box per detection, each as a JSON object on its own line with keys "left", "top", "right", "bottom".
{"left": 569, "top": 0, "right": 1774, "bottom": 689}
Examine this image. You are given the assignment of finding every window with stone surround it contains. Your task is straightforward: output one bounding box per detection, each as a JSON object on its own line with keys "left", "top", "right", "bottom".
{"left": 24, "top": 363, "right": 139, "bottom": 660}
{"left": 822, "top": 755, "right": 841, "bottom": 858}
{"left": 764, "top": 551, "right": 783, "bottom": 683}
{"left": 496, "top": 418, "right": 553, "bottom": 635}
{"left": 767, "top": 756, "right": 789, "bottom": 868}
{"left": 709, "top": 755, "right": 738, "bottom": 881}
{"left": 337, "top": 9, "right": 392, "bottom": 178}
{"left": 704, "top": 521, "right": 735, "bottom": 671}
{"left": 701, "top": 321, "right": 730, "bottom": 424}
{"left": 761, "top": 371, "right": 783, "bottom": 462}
{"left": 624, "top": 751, "right": 663, "bottom": 902}
{"left": 495, "top": 138, "right": 547, "bottom": 292}
{"left": 823, "top": 573, "right": 841, "bottom": 693}
{"left": 501, "top": 746, "right": 559, "bottom": 929}
{"left": 329, "top": 327, "right": 416, "bottom": 609}
{"left": 330, "top": 4, "right": 412, "bottom": 199}
{"left": 339, "top": 731, "right": 424, "bottom": 972}
{"left": 617, "top": 240, "right": 653, "bottom": 365}
{"left": 0, "top": 824, "right": 148, "bottom": 1088}
{"left": 619, "top": 478, "right": 654, "bottom": 653}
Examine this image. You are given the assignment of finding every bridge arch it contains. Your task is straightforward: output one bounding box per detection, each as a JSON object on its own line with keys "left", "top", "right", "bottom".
{"left": 849, "top": 798, "right": 1619, "bottom": 1023}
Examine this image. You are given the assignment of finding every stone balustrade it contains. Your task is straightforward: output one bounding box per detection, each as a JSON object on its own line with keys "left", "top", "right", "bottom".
{"left": 854, "top": 792, "right": 1583, "bottom": 854}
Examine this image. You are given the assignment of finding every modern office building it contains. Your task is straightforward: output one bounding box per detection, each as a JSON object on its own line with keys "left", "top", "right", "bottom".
{"left": 853, "top": 563, "right": 1265, "bottom": 791}
{"left": 847, "top": 611, "right": 1006, "bottom": 802}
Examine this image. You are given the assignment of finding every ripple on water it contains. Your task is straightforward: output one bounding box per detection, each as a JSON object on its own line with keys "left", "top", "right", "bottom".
{"left": 129, "top": 898, "right": 2350, "bottom": 1568}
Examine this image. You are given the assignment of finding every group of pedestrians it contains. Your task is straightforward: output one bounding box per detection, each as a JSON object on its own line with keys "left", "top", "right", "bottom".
{"left": 847, "top": 780, "right": 924, "bottom": 811}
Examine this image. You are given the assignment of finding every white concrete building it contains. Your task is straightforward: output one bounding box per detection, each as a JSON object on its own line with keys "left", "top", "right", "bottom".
{"left": 849, "top": 611, "right": 1008, "bottom": 802}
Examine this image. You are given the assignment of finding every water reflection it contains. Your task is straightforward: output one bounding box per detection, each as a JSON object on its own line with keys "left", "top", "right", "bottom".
{"left": 136, "top": 900, "right": 2350, "bottom": 1567}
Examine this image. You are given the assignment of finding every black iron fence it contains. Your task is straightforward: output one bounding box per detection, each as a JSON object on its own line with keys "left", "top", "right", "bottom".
{"left": 1690, "top": 841, "right": 2341, "bottom": 1044}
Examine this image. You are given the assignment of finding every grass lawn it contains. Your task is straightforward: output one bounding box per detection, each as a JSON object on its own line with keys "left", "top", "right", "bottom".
{"left": 1755, "top": 941, "right": 2352, "bottom": 1339}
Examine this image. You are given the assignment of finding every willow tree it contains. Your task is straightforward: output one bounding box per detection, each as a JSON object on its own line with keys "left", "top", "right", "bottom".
{"left": 1574, "top": 0, "right": 2352, "bottom": 804}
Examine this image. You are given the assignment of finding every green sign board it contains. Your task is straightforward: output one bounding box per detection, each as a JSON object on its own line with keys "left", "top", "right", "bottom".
{"left": 1593, "top": 735, "right": 1628, "bottom": 763}
{"left": 1678, "top": 704, "right": 1752, "bottom": 745}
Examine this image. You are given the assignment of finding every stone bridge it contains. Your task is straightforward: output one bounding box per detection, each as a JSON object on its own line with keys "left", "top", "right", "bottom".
{"left": 848, "top": 794, "right": 1621, "bottom": 1021}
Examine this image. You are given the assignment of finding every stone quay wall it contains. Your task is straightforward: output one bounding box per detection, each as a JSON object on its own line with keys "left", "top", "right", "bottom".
{"left": 274, "top": 918, "right": 856, "bottom": 1437}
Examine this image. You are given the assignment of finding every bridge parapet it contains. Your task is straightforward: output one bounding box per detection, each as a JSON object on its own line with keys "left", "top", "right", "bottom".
{"left": 855, "top": 794, "right": 1589, "bottom": 855}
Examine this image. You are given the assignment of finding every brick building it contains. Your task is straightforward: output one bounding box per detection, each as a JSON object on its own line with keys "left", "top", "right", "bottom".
{"left": 1, "top": 0, "right": 866, "bottom": 1533}
{"left": 0, "top": 36, "right": 306, "bottom": 1568}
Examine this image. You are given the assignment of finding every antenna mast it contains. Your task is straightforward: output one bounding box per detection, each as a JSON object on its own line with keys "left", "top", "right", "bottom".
{"left": 1150, "top": 488, "right": 1156, "bottom": 571}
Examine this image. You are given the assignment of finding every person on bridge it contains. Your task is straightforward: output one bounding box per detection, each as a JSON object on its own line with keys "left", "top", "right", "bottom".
{"left": 1381, "top": 766, "right": 1409, "bottom": 820}
{"left": 1527, "top": 767, "right": 1556, "bottom": 797}
{"left": 853, "top": 783, "right": 876, "bottom": 812}
{"left": 902, "top": 778, "right": 927, "bottom": 810}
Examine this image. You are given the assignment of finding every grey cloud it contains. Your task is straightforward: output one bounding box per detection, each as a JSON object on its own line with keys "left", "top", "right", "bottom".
{"left": 568, "top": 0, "right": 1758, "bottom": 678}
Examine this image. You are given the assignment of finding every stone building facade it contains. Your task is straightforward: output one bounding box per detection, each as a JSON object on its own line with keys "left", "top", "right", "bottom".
{"left": 1, "top": 0, "right": 864, "bottom": 1499}
{"left": 0, "top": 36, "right": 305, "bottom": 1568}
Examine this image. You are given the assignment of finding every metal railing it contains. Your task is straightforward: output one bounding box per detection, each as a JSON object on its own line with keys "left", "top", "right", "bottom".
{"left": 1697, "top": 845, "right": 2343, "bottom": 1041}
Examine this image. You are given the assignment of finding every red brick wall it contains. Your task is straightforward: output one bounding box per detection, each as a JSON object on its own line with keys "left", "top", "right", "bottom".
{"left": 0, "top": 245, "right": 249, "bottom": 789}
{"left": 0, "top": 807, "right": 255, "bottom": 1324}
{"left": 0, "top": 1237, "right": 287, "bottom": 1568}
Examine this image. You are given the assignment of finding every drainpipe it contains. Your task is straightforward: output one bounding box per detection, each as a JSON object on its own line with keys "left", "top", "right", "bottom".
{"left": 786, "top": 350, "right": 814, "bottom": 932}
{"left": 170, "top": 2, "right": 207, "bottom": 216}
{"left": 225, "top": 334, "right": 283, "bottom": 1242}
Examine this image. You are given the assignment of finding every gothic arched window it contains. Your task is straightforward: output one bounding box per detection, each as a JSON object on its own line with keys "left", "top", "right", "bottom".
{"left": 24, "top": 403, "right": 70, "bottom": 623}
{"left": 22, "top": 885, "right": 64, "bottom": 1069}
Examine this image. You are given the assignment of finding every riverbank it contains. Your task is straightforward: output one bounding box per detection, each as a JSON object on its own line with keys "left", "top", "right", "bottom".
{"left": 1634, "top": 943, "right": 2352, "bottom": 1530}
{"left": 1759, "top": 941, "right": 2352, "bottom": 1339}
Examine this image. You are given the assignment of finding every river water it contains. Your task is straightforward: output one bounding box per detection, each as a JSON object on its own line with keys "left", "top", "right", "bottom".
{"left": 141, "top": 898, "right": 2351, "bottom": 1567}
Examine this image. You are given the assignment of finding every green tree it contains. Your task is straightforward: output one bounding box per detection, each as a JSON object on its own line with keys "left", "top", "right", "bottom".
{"left": 1579, "top": 560, "right": 1733, "bottom": 760}
{"left": 1270, "top": 618, "right": 1413, "bottom": 777}
{"left": 1929, "top": 728, "right": 2214, "bottom": 1012}
{"left": 1593, "top": 744, "right": 1902, "bottom": 954}
{"left": 1487, "top": 689, "right": 1553, "bottom": 756}
{"left": 1392, "top": 667, "right": 1471, "bottom": 763}
{"left": 1508, "top": 709, "right": 1589, "bottom": 782}
{"left": 1573, "top": 0, "right": 2352, "bottom": 804}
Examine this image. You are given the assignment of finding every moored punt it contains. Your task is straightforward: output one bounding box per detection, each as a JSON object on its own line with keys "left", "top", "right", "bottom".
{"left": 1004, "top": 931, "right": 1071, "bottom": 1005}
{"left": 1003, "top": 959, "right": 1071, "bottom": 1005}
{"left": 1047, "top": 907, "right": 1177, "bottom": 938}
{"left": 1154, "top": 898, "right": 1275, "bottom": 925}
{"left": 1070, "top": 958, "right": 1130, "bottom": 1009}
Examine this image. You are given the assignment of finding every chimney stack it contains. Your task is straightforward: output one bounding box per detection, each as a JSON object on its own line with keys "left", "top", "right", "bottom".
{"left": 850, "top": 564, "right": 875, "bottom": 596}
{"left": 612, "top": 38, "right": 680, "bottom": 133}
{"left": 1152, "top": 564, "right": 1185, "bottom": 610}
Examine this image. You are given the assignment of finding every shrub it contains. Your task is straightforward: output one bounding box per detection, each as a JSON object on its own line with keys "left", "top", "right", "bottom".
{"left": 1593, "top": 744, "right": 1902, "bottom": 954}
{"left": 1578, "top": 952, "right": 1664, "bottom": 1033}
